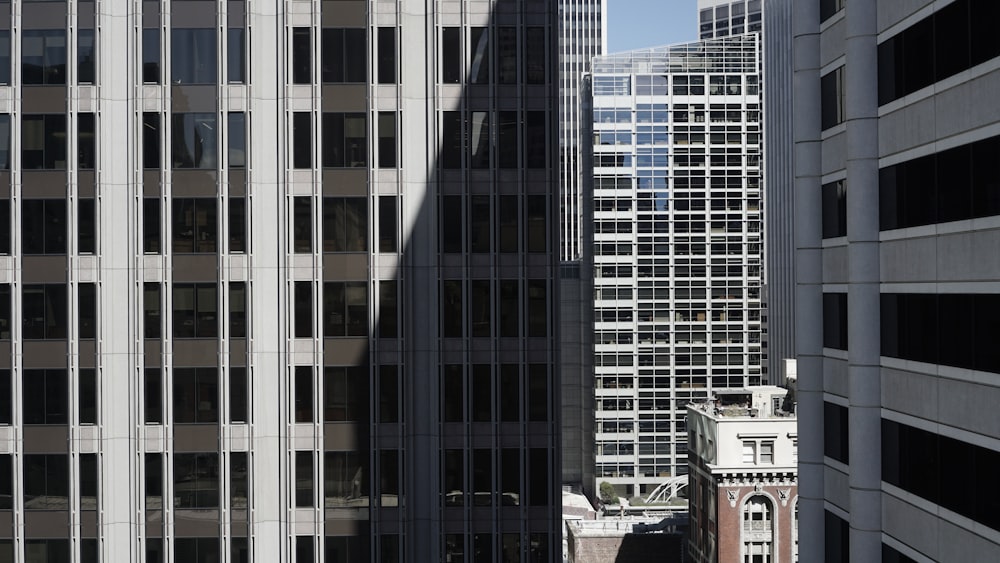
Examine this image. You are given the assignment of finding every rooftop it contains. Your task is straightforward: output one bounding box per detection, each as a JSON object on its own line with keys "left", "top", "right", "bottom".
{"left": 688, "top": 385, "right": 795, "bottom": 420}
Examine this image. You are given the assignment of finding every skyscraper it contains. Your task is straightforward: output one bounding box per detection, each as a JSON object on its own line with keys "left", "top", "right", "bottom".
{"left": 790, "top": 0, "right": 1000, "bottom": 560}
{"left": 588, "top": 34, "right": 764, "bottom": 498}
{"left": 558, "top": 0, "right": 604, "bottom": 500}
{"left": 0, "top": 1, "right": 562, "bottom": 561}
{"left": 698, "top": 0, "right": 763, "bottom": 40}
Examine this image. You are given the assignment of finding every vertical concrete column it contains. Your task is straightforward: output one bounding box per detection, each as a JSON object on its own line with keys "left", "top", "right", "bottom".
{"left": 791, "top": 1, "right": 824, "bottom": 561}
{"left": 399, "top": 0, "right": 439, "bottom": 559}
{"left": 249, "top": 1, "right": 287, "bottom": 561}
{"left": 98, "top": 0, "right": 139, "bottom": 559}
{"left": 843, "top": 1, "right": 882, "bottom": 560}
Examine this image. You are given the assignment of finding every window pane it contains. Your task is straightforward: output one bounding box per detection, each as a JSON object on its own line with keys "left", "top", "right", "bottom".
{"left": 292, "top": 28, "right": 310, "bottom": 84}
{"left": 294, "top": 366, "right": 313, "bottom": 423}
{"left": 377, "top": 112, "right": 396, "bottom": 168}
{"left": 78, "top": 198, "right": 96, "bottom": 254}
{"left": 229, "top": 197, "right": 246, "bottom": 253}
{"left": 442, "top": 28, "right": 460, "bottom": 83}
{"left": 228, "top": 113, "right": 245, "bottom": 168}
{"left": 378, "top": 196, "right": 396, "bottom": 253}
{"left": 22, "top": 30, "right": 66, "bottom": 85}
{"left": 171, "top": 28, "right": 216, "bottom": 84}
{"left": 143, "top": 28, "right": 160, "bottom": 83}
{"left": 78, "top": 29, "right": 95, "bottom": 84}
{"left": 293, "top": 113, "right": 312, "bottom": 169}
{"left": 376, "top": 27, "right": 395, "bottom": 84}
{"left": 143, "top": 112, "right": 161, "bottom": 169}
{"left": 227, "top": 27, "right": 245, "bottom": 83}
{"left": 469, "top": 28, "right": 489, "bottom": 84}
{"left": 172, "top": 113, "right": 218, "bottom": 169}
{"left": 229, "top": 367, "right": 247, "bottom": 423}
{"left": 144, "top": 367, "right": 162, "bottom": 424}
{"left": 144, "top": 197, "right": 161, "bottom": 254}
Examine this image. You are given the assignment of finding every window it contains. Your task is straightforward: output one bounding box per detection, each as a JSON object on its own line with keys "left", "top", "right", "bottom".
{"left": 174, "top": 538, "right": 220, "bottom": 563}
{"left": 229, "top": 282, "right": 246, "bottom": 337}
{"left": 527, "top": 448, "right": 548, "bottom": 506}
{"left": 78, "top": 113, "right": 95, "bottom": 169}
{"left": 821, "top": 180, "right": 846, "bottom": 238}
{"left": 24, "top": 539, "right": 70, "bottom": 563}
{"left": 742, "top": 441, "right": 756, "bottom": 463}
{"left": 824, "top": 511, "right": 849, "bottom": 563}
{"left": 379, "top": 449, "right": 399, "bottom": 496}
{"left": 441, "top": 280, "right": 462, "bottom": 337}
{"left": 0, "top": 31, "right": 10, "bottom": 85}
{"left": 229, "top": 197, "right": 246, "bottom": 253}
{"left": 22, "top": 30, "right": 66, "bottom": 85}
{"left": 0, "top": 369, "right": 10, "bottom": 424}
{"left": 441, "top": 195, "right": 462, "bottom": 252}
{"left": 23, "top": 284, "right": 67, "bottom": 339}
{"left": 295, "top": 451, "right": 314, "bottom": 507}
{"left": 173, "top": 453, "right": 219, "bottom": 508}
{"left": 378, "top": 196, "right": 397, "bottom": 253}
{"left": 0, "top": 455, "right": 10, "bottom": 508}
{"left": 22, "top": 199, "right": 66, "bottom": 254}
{"left": 470, "top": 280, "right": 490, "bottom": 337}
{"left": 291, "top": 28, "right": 311, "bottom": 84}
{"left": 145, "top": 453, "right": 162, "bottom": 510}
{"left": 499, "top": 364, "right": 519, "bottom": 422}
{"left": 78, "top": 198, "right": 95, "bottom": 254}
{"left": 143, "top": 283, "right": 161, "bottom": 339}
{"left": 228, "top": 27, "right": 245, "bottom": 83}
{"left": 322, "top": 28, "right": 365, "bottom": 83}
{"left": 143, "top": 197, "right": 160, "bottom": 253}
{"left": 469, "top": 195, "right": 489, "bottom": 252}
{"left": 294, "top": 366, "right": 313, "bottom": 423}
{"left": 171, "top": 29, "right": 216, "bottom": 84}
{"left": 527, "top": 364, "right": 548, "bottom": 422}
{"left": 172, "top": 113, "right": 217, "bottom": 169}
{"left": 441, "top": 28, "right": 461, "bottom": 84}
{"left": 469, "top": 27, "right": 489, "bottom": 84}
{"left": 296, "top": 537, "right": 314, "bottom": 563}
{"left": 526, "top": 196, "right": 546, "bottom": 253}
{"left": 824, "top": 402, "right": 849, "bottom": 463}
{"left": 822, "top": 293, "right": 847, "bottom": 350}
{"left": 292, "top": 112, "right": 312, "bottom": 169}
{"left": 144, "top": 367, "right": 162, "bottom": 424}
{"left": 143, "top": 112, "right": 160, "bottom": 169}
{"left": 525, "top": 27, "right": 546, "bottom": 84}
{"left": 0, "top": 115, "right": 9, "bottom": 171}
{"left": 231, "top": 451, "right": 248, "bottom": 511}
{"left": 820, "top": 0, "right": 844, "bottom": 22}
{"left": 323, "top": 282, "right": 367, "bottom": 336}
{"left": 78, "top": 28, "right": 95, "bottom": 84}
{"left": 820, "top": 66, "right": 844, "bottom": 130}
{"left": 229, "top": 367, "right": 247, "bottom": 423}
{"left": 378, "top": 365, "right": 398, "bottom": 422}
{"left": 173, "top": 368, "right": 218, "bottom": 423}
{"left": 325, "top": 451, "right": 367, "bottom": 503}
{"left": 322, "top": 113, "right": 366, "bottom": 168}
{"left": 293, "top": 196, "right": 312, "bottom": 252}
{"left": 323, "top": 197, "right": 367, "bottom": 252}
{"left": 23, "top": 369, "right": 68, "bottom": 424}
{"left": 378, "top": 281, "right": 398, "bottom": 339}
{"left": 377, "top": 112, "right": 397, "bottom": 168}
{"left": 376, "top": 27, "right": 395, "bottom": 84}
{"left": 527, "top": 280, "right": 547, "bottom": 337}
{"left": 22, "top": 114, "right": 67, "bottom": 169}
{"left": 743, "top": 496, "right": 774, "bottom": 563}
{"left": 79, "top": 453, "right": 98, "bottom": 508}
{"left": 143, "top": 28, "right": 160, "bottom": 83}
{"left": 499, "top": 280, "right": 518, "bottom": 336}
{"left": 23, "top": 455, "right": 68, "bottom": 509}
{"left": 526, "top": 111, "right": 546, "bottom": 168}
{"left": 324, "top": 366, "right": 366, "bottom": 421}
{"left": 172, "top": 284, "right": 218, "bottom": 338}
{"left": 469, "top": 111, "right": 490, "bottom": 168}
{"left": 294, "top": 281, "right": 312, "bottom": 338}
{"left": 442, "top": 365, "right": 463, "bottom": 422}
{"left": 78, "top": 283, "right": 96, "bottom": 338}
{"left": 498, "top": 111, "right": 517, "bottom": 168}
{"left": 228, "top": 112, "right": 246, "bottom": 168}
{"left": 498, "top": 195, "right": 517, "bottom": 252}
{"left": 440, "top": 111, "right": 462, "bottom": 169}
{"left": 497, "top": 27, "right": 516, "bottom": 84}
{"left": 172, "top": 198, "right": 217, "bottom": 253}
{"left": 760, "top": 441, "right": 774, "bottom": 464}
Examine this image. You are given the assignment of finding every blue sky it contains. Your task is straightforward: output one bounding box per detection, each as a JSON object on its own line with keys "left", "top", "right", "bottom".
{"left": 607, "top": 0, "right": 698, "bottom": 53}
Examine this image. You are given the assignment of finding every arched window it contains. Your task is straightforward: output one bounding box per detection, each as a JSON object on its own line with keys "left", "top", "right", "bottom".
{"left": 742, "top": 495, "right": 773, "bottom": 563}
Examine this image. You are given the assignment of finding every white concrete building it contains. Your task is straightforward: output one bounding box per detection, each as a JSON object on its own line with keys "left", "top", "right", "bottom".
{"left": 588, "top": 34, "right": 764, "bottom": 498}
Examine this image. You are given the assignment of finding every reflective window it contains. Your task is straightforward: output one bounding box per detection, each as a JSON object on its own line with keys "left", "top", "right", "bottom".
{"left": 291, "top": 28, "right": 311, "bottom": 84}
{"left": 321, "top": 113, "right": 366, "bottom": 168}
{"left": 22, "top": 199, "right": 66, "bottom": 255}
{"left": 322, "top": 28, "right": 366, "bottom": 83}
{"left": 143, "top": 197, "right": 161, "bottom": 253}
{"left": 142, "top": 28, "right": 159, "bottom": 83}
{"left": 227, "top": 27, "right": 245, "bottom": 83}
{"left": 21, "top": 284, "right": 69, "bottom": 340}
{"left": 22, "top": 114, "right": 67, "bottom": 169}
{"left": 173, "top": 454, "right": 219, "bottom": 507}
{"left": 172, "top": 198, "right": 217, "bottom": 253}
{"left": 22, "top": 370, "right": 67, "bottom": 424}
{"left": 172, "top": 113, "right": 217, "bottom": 169}
{"left": 376, "top": 27, "right": 395, "bottom": 84}
{"left": 173, "top": 368, "right": 218, "bottom": 423}
{"left": 78, "top": 29, "right": 95, "bottom": 84}
{"left": 322, "top": 197, "right": 367, "bottom": 252}
{"left": 143, "top": 112, "right": 160, "bottom": 169}
{"left": 78, "top": 113, "right": 95, "bottom": 169}
{"left": 171, "top": 28, "right": 216, "bottom": 84}
{"left": 22, "top": 30, "right": 66, "bottom": 85}
{"left": 23, "top": 455, "right": 68, "bottom": 509}
{"left": 323, "top": 282, "right": 367, "bottom": 336}
{"left": 172, "top": 283, "right": 218, "bottom": 338}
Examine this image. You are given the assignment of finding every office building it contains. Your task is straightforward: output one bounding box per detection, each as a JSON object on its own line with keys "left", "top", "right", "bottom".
{"left": 558, "top": 0, "right": 604, "bottom": 500}
{"left": 588, "top": 34, "right": 764, "bottom": 498}
{"left": 0, "top": 0, "right": 562, "bottom": 561}
{"left": 687, "top": 386, "right": 797, "bottom": 563}
{"left": 698, "top": 0, "right": 763, "bottom": 40}
{"left": 791, "top": 0, "right": 1000, "bottom": 560}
